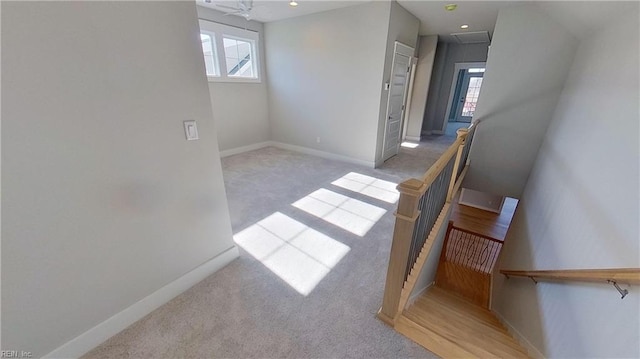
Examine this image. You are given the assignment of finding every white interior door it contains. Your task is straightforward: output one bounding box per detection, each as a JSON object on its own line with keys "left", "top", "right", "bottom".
{"left": 383, "top": 45, "right": 412, "bottom": 162}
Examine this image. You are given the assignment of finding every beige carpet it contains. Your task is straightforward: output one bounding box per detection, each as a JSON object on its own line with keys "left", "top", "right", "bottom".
{"left": 84, "top": 135, "right": 457, "bottom": 358}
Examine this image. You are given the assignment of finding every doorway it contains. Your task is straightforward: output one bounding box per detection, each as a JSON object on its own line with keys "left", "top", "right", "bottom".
{"left": 382, "top": 42, "right": 414, "bottom": 162}
{"left": 443, "top": 62, "right": 486, "bottom": 129}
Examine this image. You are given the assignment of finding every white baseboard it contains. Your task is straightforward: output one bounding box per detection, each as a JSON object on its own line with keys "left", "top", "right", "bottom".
{"left": 494, "top": 311, "right": 545, "bottom": 359}
{"left": 43, "top": 246, "right": 239, "bottom": 359}
{"left": 219, "top": 141, "right": 272, "bottom": 158}
{"left": 407, "top": 281, "right": 434, "bottom": 306}
{"left": 270, "top": 141, "right": 375, "bottom": 168}
{"left": 404, "top": 135, "right": 421, "bottom": 142}
{"left": 421, "top": 130, "right": 432, "bottom": 136}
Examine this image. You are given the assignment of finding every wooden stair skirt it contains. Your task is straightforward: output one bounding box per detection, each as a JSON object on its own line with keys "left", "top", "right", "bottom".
{"left": 435, "top": 262, "right": 492, "bottom": 308}
{"left": 396, "top": 287, "right": 529, "bottom": 358}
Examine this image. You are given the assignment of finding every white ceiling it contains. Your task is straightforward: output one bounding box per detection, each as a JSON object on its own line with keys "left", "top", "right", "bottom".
{"left": 198, "top": 1, "right": 638, "bottom": 43}
{"left": 398, "top": 1, "right": 510, "bottom": 40}
{"left": 198, "top": 0, "right": 508, "bottom": 42}
{"left": 197, "top": 0, "right": 365, "bottom": 23}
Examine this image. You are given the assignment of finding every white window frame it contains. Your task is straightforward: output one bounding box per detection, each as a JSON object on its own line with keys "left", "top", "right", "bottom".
{"left": 198, "top": 19, "right": 261, "bottom": 83}
{"left": 200, "top": 32, "right": 220, "bottom": 78}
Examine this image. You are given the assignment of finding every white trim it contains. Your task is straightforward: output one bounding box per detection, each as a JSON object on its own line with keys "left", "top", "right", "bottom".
{"left": 441, "top": 61, "right": 486, "bottom": 133}
{"left": 405, "top": 135, "right": 421, "bottom": 142}
{"left": 199, "top": 19, "right": 261, "bottom": 83}
{"left": 458, "top": 188, "right": 505, "bottom": 214}
{"left": 402, "top": 59, "right": 418, "bottom": 142}
{"left": 494, "top": 311, "right": 546, "bottom": 359}
{"left": 43, "top": 247, "right": 239, "bottom": 359}
{"left": 220, "top": 141, "right": 376, "bottom": 167}
{"left": 394, "top": 41, "right": 415, "bottom": 57}
{"left": 381, "top": 41, "right": 415, "bottom": 163}
{"left": 407, "top": 281, "right": 434, "bottom": 307}
{"left": 219, "top": 141, "right": 272, "bottom": 158}
{"left": 270, "top": 141, "right": 375, "bottom": 168}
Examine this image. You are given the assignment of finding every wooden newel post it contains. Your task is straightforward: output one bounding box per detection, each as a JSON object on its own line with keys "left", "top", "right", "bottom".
{"left": 446, "top": 128, "right": 469, "bottom": 202}
{"left": 378, "top": 178, "right": 424, "bottom": 326}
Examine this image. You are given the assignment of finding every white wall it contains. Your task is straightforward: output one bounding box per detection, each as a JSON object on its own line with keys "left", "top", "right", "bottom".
{"left": 492, "top": 7, "right": 639, "bottom": 358}
{"left": 196, "top": 6, "right": 270, "bottom": 154}
{"left": 464, "top": 4, "right": 578, "bottom": 198}
{"left": 374, "top": 1, "right": 420, "bottom": 165}
{"left": 265, "top": 1, "right": 390, "bottom": 166}
{"left": 1, "top": 2, "right": 236, "bottom": 356}
{"left": 405, "top": 35, "right": 437, "bottom": 141}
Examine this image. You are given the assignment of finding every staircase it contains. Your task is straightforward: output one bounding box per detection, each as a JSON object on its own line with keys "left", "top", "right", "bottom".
{"left": 379, "top": 121, "right": 639, "bottom": 358}
{"left": 396, "top": 287, "right": 528, "bottom": 358}
{"left": 377, "top": 122, "right": 531, "bottom": 357}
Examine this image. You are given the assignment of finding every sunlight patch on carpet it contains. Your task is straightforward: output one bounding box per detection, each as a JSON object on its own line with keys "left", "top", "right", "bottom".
{"left": 292, "top": 188, "right": 387, "bottom": 236}
{"left": 331, "top": 172, "right": 399, "bottom": 204}
{"left": 401, "top": 141, "right": 419, "bottom": 149}
{"left": 234, "top": 212, "right": 350, "bottom": 296}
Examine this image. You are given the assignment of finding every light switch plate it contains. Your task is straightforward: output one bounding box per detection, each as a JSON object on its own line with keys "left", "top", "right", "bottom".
{"left": 183, "top": 120, "right": 199, "bottom": 141}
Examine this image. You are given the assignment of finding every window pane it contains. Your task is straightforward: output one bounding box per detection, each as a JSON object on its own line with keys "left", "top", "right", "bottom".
{"left": 200, "top": 33, "right": 217, "bottom": 77}
{"left": 468, "top": 68, "right": 485, "bottom": 73}
{"left": 223, "top": 37, "right": 255, "bottom": 78}
{"left": 462, "top": 77, "right": 483, "bottom": 117}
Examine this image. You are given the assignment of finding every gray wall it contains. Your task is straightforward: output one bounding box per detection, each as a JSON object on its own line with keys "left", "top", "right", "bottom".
{"left": 374, "top": 1, "right": 420, "bottom": 165}
{"left": 1, "top": 2, "right": 235, "bottom": 356}
{"left": 265, "top": 1, "right": 390, "bottom": 165}
{"left": 422, "top": 42, "right": 489, "bottom": 134}
{"left": 405, "top": 35, "right": 437, "bottom": 141}
{"left": 196, "top": 6, "right": 270, "bottom": 153}
{"left": 492, "top": 7, "right": 639, "bottom": 357}
{"left": 463, "top": 4, "right": 577, "bottom": 198}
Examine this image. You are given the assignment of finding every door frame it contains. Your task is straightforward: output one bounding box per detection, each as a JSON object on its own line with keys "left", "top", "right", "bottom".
{"left": 381, "top": 41, "right": 415, "bottom": 162}
{"left": 441, "top": 61, "right": 486, "bottom": 133}
{"left": 402, "top": 57, "right": 418, "bottom": 142}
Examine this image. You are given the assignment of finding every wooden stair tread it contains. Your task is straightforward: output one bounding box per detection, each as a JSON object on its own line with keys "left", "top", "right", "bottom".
{"left": 406, "top": 299, "right": 515, "bottom": 343}
{"left": 395, "top": 315, "right": 481, "bottom": 358}
{"left": 426, "top": 286, "right": 503, "bottom": 325}
{"left": 402, "top": 311, "right": 526, "bottom": 358}
{"left": 414, "top": 294, "right": 503, "bottom": 330}
{"left": 403, "top": 307, "right": 526, "bottom": 355}
{"left": 398, "top": 288, "right": 529, "bottom": 358}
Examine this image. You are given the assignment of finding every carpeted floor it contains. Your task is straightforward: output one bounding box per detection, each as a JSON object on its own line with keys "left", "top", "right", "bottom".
{"left": 378, "top": 126, "right": 462, "bottom": 180}
{"left": 84, "top": 135, "right": 458, "bottom": 358}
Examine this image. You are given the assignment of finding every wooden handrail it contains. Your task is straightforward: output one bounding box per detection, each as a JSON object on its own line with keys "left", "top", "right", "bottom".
{"left": 500, "top": 268, "right": 640, "bottom": 285}
{"left": 421, "top": 136, "right": 464, "bottom": 186}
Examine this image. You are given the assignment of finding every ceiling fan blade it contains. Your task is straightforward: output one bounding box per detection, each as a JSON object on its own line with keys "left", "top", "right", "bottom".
{"left": 238, "top": 0, "right": 253, "bottom": 11}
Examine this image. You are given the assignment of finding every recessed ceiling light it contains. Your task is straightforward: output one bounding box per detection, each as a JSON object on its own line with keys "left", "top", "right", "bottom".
{"left": 445, "top": 4, "right": 457, "bottom": 11}
{"left": 289, "top": 0, "right": 298, "bottom": 6}
{"left": 461, "top": 24, "right": 469, "bottom": 29}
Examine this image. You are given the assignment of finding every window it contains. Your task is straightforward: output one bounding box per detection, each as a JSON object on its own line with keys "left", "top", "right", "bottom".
{"left": 223, "top": 37, "right": 255, "bottom": 78}
{"left": 198, "top": 20, "right": 260, "bottom": 83}
{"left": 200, "top": 33, "right": 219, "bottom": 77}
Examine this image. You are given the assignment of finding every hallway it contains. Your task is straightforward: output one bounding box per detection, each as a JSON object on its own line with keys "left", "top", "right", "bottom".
{"left": 378, "top": 127, "right": 461, "bottom": 179}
